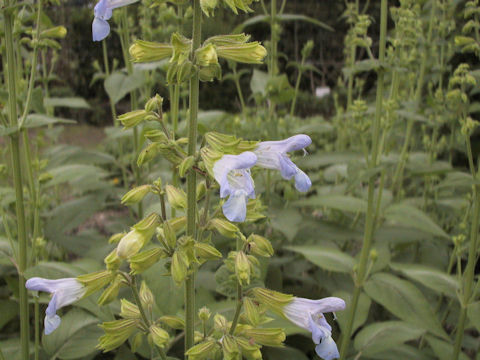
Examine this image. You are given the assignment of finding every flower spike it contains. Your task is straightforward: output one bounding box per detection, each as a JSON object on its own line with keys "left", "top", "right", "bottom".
{"left": 25, "top": 277, "right": 86, "bottom": 334}
{"left": 92, "top": 0, "right": 139, "bottom": 42}
{"left": 254, "top": 134, "right": 312, "bottom": 192}
{"left": 213, "top": 151, "right": 257, "bottom": 222}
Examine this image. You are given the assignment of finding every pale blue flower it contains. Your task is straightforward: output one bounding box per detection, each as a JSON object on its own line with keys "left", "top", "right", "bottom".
{"left": 26, "top": 277, "right": 86, "bottom": 334}
{"left": 213, "top": 151, "right": 257, "bottom": 222}
{"left": 254, "top": 134, "right": 312, "bottom": 192}
{"left": 283, "top": 297, "right": 345, "bottom": 360}
{"left": 92, "top": 0, "right": 138, "bottom": 41}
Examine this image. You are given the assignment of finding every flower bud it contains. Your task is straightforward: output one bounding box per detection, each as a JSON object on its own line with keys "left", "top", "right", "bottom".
{"left": 166, "top": 185, "right": 187, "bottom": 209}
{"left": 301, "top": 40, "right": 314, "bottom": 60}
{"left": 198, "top": 63, "right": 221, "bottom": 82}
{"left": 198, "top": 306, "right": 211, "bottom": 321}
{"left": 77, "top": 270, "right": 114, "bottom": 296}
{"left": 214, "top": 313, "right": 228, "bottom": 332}
{"left": 177, "top": 60, "right": 194, "bottom": 83}
{"left": 222, "top": 334, "right": 240, "bottom": 360}
{"left": 171, "top": 33, "right": 192, "bottom": 64}
{"left": 250, "top": 287, "right": 293, "bottom": 313}
{"left": 140, "top": 281, "right": 155, "bottom": 310}
{"left": 129, "top": 40, "right": 173, "bottom": 63}
{"left": 171, "top": 251, "right": 188, "bottom": 284}
{"left": 170, "top": 216, "right": 187, "bottom": 233}
{"left": 248, "top": 234, "right": 274, "bottom": 257}
{"left": 197, "top": 181, "right": 207, "bottom": 201}
{"left": 185, "top": 339, "right": 218, "bottom": 360}
{"left": 206, "top": 34, "right": 250, "bottom": 46}
{"left": 98, "top": 275, "right": 123, "bottom": 305}
{"left": 243, "top": 297, "right": 260, "bottom": 326}
{"left": 236, "top": 337, "right": 262, "bottom": 360}
{"left": 179, "top": 155, "right": 195, "bottom": 178}
{"left": 159, "top": 315, "right": 185, "bottom": 330}
{"left": 216, "top": 42, "right": 267, "bottom": 64}
{"left": 120, "top": 299, "right": 141, "bottom": 319}
{"left": 145, "top": 94, "right": 164, "bottom": 113}
{"left": 121, "top": 185, "right": 152, "bottom": 205}
{"left": 40, "top": 26, "right": 67, "bottom": 39}
{"left": 98, "top": 319, "right": 138, "bottom": 352}
{"left": 195, "top": 43, "right": 219, "bottom": 67}
{"left": 150, "top": 325, "right": 170, "bottom": 348}
{"left": 235, "top": 251, "right": 251, "bottom": 286}
{"left": 204, "top": 131, "right": 241, "bottom": 152}
{"left": 144, "top": 129, "right": 168, "bottom": 143}
{"left": 117, "top": 214, "right": 160, "bottom": 259}
{"left": 104, "top": 248, "right": 122, "bottom": 270}
{"left": 131, "top": 332, "right": 143, "bottom": 353}
{"left": 195, "top": 242, "right": 222, "bottom": 261}
{"left": 129, "top": 247, "right": 166, "bottom": 274}
{"left": 208, "top": 218, "right": 239, "bottom": 238}
{"left": 194, "top": 331, "right": 204, "bottom": 344}
{"left": 242, "top": 328, "right": 286, "bottom": 347}
{"left": 118, "top": 110, "right": 151, "bottom": 129}
{"left": 200, "top": 0, "right": 218, "bottom": 16}
{"left": 109, "top": 232, "right": 126, "bottom": 244}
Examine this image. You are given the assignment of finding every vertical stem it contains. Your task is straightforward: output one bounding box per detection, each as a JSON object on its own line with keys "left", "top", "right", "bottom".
{"left": 233, "top": 66, "right": 246, "bottom": 116}
{"left": 185, "top": 0, "right": 202, "bottom": 355}
{"left": 290, "top": 58, "right": 305, "bottom": 116}
{"left": 4, "top": 2, "right": 30, "bottom": 358}
{"left": 452, "top": 135, "right": 479, "bottom": 360}
{"left": 339, "top": 1, "right": 387, "bottom": 358}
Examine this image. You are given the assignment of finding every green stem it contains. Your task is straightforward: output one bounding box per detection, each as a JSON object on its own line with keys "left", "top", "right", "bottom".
{"left": 229, "top": 282, "right": 243, "bottom": 335}
{"left": 120, "top": 9, "right": 143, "bottom": 218}
{"left": 452, "top": 135, "right": 480, "bottom": 360}
{"left": 4, "top": 2, "right": 30, "bottom": 358}
{"left": 391, "top": 1, "right": 435, "bottom": 196}
{"left": 185, "top": 0, "right": 202, "bottom": 356}
{"left": 130, "top": 277, "right": 167, "bottom": 360}
{"left": 290, "top": 58, "right": 305, "bottom": 116}
{"left": 338, "top": 1, "right": 387, "bottom": 358}
{"left": 233, "top": 66, "right": 247, "bottom": 116}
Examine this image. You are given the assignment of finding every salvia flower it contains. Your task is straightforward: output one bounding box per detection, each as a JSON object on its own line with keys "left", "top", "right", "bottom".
{"left": 251, "top": 288, "right": 345, "bottom": 360}
{"left": 283, "top": 297, "right": 346, "bottom": 360}
{"left": 253, "top": 134, "right": 312, "bottom": 192}
{"left": 92, "top": 0, "right": 138, "bottom": 42}
{"left": 213, "top": 151, "right": 257, "bottom": 222}
{"left": 25, "top": 277, "right": 86, "bottom": 334}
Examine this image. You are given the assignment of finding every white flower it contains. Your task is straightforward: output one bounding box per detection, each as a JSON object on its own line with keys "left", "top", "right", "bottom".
{"left": 213, "top": 151, "right": 257, "bottom": 222}
{"left": 283, "top": 297, "right": 346, "bottom": 360}
{"left": 26, "top": 277, "right": 86, "bottom": 334}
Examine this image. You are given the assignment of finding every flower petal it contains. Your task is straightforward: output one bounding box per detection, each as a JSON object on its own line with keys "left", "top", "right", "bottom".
{"left": 94, "top": 0, "right": 109, "bottom": 18}
{"left": 108, "top": 0, "right": 139, "bottom": 10}
{"left": 256, "top": 135, "right": 312, "bottom": 154}
{"left": 278, "top": 155, "right": 297, "bottom": 180}
{"left": 213, "top": 152, "right": 257, "bottom": 198}
{"left": 44, "top": 314, "right": 61, "bottom": 335}
{"left": 315, "top": 336, "right": 340, "bottom": 360}
{"left": 92, "top": 17, "right": 110, "bottom": 41}
{"left": 294, "top": 169, "right": 311, "bottom": 192}
{"left": 222, "top": 191, "right": 247, "bottom": 222}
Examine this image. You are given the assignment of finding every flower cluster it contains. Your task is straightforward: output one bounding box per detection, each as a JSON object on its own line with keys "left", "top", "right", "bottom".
{"left": 210, "top": 134, "right": 312, "bottom": 222}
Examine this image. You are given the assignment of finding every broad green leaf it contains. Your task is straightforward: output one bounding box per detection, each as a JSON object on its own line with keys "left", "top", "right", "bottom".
{"left": 390, "top": 263, "right": 458, "bottom": 297}
{"left": 42, "top": 308, "right": 102, "bottom": 359}
{"left": 467, "top": 302, "right": 480, "bottom": 332}
{"left": 0, "top": 339, "right": 33, "bottom": 360}
{"left": 367, "top": 344, "right": 434, "bottom": 360}
{"left": 25, "top": 261, "right": 84, "bottom": 279}
{"left": 284, "top": 245, "right": 355, "bottom": 273}
{"left": 0, "top": 300, "right": 18, "bottom": 329}
{"left": 384, "top": 203, "right": 449, "bottom": 239}
{"left": 44, "top": 164, "right": 108, "bottom": 188}
{"left": 342, "top": 59, "right": 386, "bottom": 77}
{"left": 425, "top": 335, "right": 470, "bottom": 360}
{"left": 270, "top": 207, "right": 302, "bottom": 241}
{"left": 104, "top": 70, "right": 145, "bottom": 104}
{"left": 250, "top": 69, "right": 269, "bottom": 96}
{"left": 294, "top": 195, "right": 368, "bottom": 213}
{"left": 364, "top": 273, "right": 448, "bottom": 339}
{"left": 44, "top": 97, "right": 91, "bottom": 109}
{"left": 335, "top": 290, "right": 371, "bottom": 334}
{"left": 24, "top": 114, "right": 76, "bottom": 128}
{"left": 234, "top": 14, "right": 333, "bottom": 33}
{"left": 264, "top": 346, "right": 309, "bottom": 360}
{"left": 354, "top": 321, "right": 425, "bottom": 356}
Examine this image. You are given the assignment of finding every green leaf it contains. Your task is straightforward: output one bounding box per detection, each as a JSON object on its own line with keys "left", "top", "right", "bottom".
{"left": 269, "top": 207, "right": 302, "bottom": 241}
{"left": 293, "top": 195, "right": 368, "bottom": 213}
{"left": 0, "top": 339, "right": 33, "bottom": 360}
{"left": 44, "top": 164, "right": 108, "bottom": 189}
{"left": 354, "top": 321, "right": 425, "bottom": 356}
{"left": 364, "top": 273, "right": 448, "bottom": 339}
{"left": 335, "top": 290, "right": 371, "bottom": 334}
{"left": 44, "top": 97, "right": 91, "bottom": 109}
{"left": 25, "top": 261, "right": 84, "bottom": 279}
{"left": 263, "top": 346, "right": 309, "bottom": 360}
{"left": 425, "top": 335, "right": 470, "bottom": 360}
{"left": 284, "top": 245, "right": 355, "bottom": 273}
{"left": 367, "top": 345, "right": 435, "bottom": 360}
{"left": 467, "top": 301, "right": 480, "bottom": 332}
{"left": 104, "top": 70, "right": 145, "bottom": 104}
{"left": 250, "top": 69, "right": 269, "bottom": 96}
{"left": 0, "top": 300, "right": 18, "bottom": 329}
{"left": 234, "top": 14, "right": 333, "bottom": 33}
{"left": 384, "top": 203, "right": 449, "bottom": 239}
{"left": 390, "top": 263, "right": 459, "bottom": 297}
{"left": 342, "top": 59, "right": 386, "bottom": 77}
{"left": 24, "top": 114, "right": 76, "bottom": 128}
{"left": 42, "top": 308, "right": 102, "bottom": 359}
